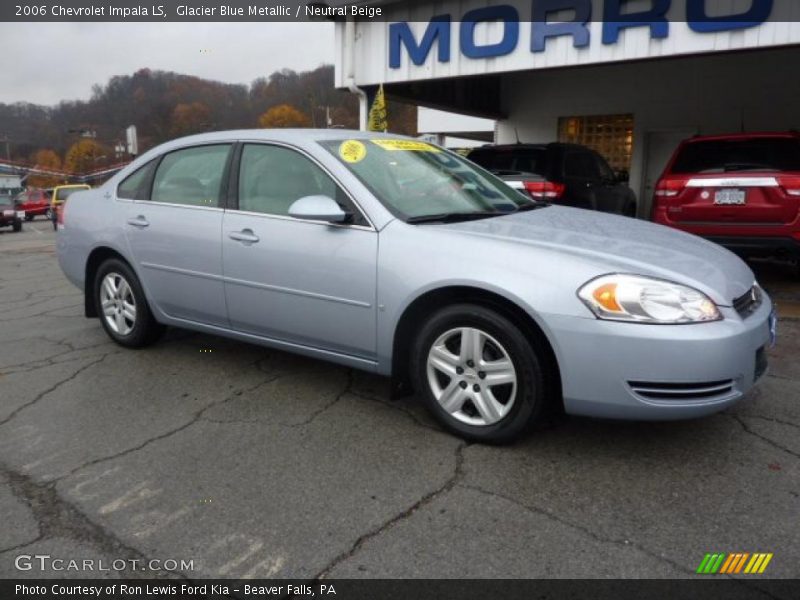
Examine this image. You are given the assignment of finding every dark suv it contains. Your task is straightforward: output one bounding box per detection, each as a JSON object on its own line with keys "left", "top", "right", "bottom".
{"left": 0, "top": 194, "right": 23, "bottom": 232}
{"left": 652, "top": 132, "right": 800, "bottom": 260}
{"left": 468, "top": 143, "right": 637, "bottom": 216}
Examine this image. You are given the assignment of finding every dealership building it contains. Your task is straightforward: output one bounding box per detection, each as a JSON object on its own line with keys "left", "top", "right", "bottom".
{"left": 335, "top": 0, "right": 800, "bottom": 216}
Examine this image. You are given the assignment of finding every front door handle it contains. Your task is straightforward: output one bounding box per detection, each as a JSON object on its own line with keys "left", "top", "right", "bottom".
{"left": 126, "top": 216, "right": 149, "bottom": 228}
{"left": 228, "top": 229, "right": 260, "bottom": 244}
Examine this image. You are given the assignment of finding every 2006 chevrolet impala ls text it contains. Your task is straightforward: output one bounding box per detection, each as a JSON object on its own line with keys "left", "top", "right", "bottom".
{"left": 56, "top": 130, "right": 777, "bottom": 442}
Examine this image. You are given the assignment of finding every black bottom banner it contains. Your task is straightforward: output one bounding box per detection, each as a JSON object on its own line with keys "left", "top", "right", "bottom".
{"left": 2, "top": 579, "right": 800, "bottom": 600}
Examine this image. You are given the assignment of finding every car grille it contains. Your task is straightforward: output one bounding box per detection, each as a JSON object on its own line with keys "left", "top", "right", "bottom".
{"left": 628, "top": 380, "right": 736, "bottom": 401}
{"left": 733, "top": 286, "right": 762, "bottom": 319}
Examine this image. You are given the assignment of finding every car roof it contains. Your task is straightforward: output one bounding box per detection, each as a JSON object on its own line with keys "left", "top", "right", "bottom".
{"left": 160, "top": 128, "right": 412, "bottom": 146}
{"left": 470, "top": 143, "right": 585, "bottom": 152}
{"left": 683, "top": 131, "right": 800, "bottom": 144}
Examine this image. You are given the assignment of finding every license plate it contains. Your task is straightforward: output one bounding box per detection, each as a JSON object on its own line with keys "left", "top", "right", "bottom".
{"left": 16, "top": 211, "right": 25, "bottom": 218}
{"left": 714, "top": 189, "right": 746, "bottom": 205}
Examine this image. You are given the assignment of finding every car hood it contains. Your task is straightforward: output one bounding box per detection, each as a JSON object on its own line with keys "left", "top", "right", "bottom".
{"left": 441, "top": 206, "right": 754, "bottom": 305}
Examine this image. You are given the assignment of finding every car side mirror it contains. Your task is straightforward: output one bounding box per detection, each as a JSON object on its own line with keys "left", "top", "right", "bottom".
{"left": 288, "top": 195, "right": 349, "bottom": 223}
{"left": 615, "top": 170, "right": 630, "bottom": 184}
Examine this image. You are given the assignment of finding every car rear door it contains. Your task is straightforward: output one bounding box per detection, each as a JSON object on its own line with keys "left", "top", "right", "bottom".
{"left": 120, "top": 143, "right": 232, "bottom": 327}
{"left": 561, "top": 148, "right": 601, "bottom": 210}
{"left": 665, "top": 137, "right": 800, "bottom": 226}
{"left": 590, "top": 151, "right": 633, "bottom": 215}
{"left": 221, "top": 142, "right": 378, "bottom": 359}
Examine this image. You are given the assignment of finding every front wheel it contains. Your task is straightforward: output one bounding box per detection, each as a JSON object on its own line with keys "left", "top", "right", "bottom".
{"left": 411, "top": 304, "right": 549, "bottom": 443}
{"left": 24, "top": 214, "right": 33, "bottom": 222}
{"left": 94, "top": 258, "right": 164, "bottom": 348}
{"left": 44, "top": 208, "right": 52, "bottom": 220}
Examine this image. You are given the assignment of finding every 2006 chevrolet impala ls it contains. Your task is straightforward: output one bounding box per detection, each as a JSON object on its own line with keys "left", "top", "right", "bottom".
{"left": 57, "top": 130, "right": 777, "bottom": 442}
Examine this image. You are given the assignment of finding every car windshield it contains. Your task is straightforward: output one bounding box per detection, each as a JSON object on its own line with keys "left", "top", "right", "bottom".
{"left": 468, "top": 147, "right": 549, "bottom": 177}
{"left": 319, "top": 138, "right": 528, "bottom": 221}
{"left": 671, "top": 137, "right": 800, "bottom": 174}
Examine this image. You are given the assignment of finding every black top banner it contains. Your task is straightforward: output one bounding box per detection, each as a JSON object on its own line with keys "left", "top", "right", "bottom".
{"left": 1, "top": 1, "right": 389, "bottom": 22}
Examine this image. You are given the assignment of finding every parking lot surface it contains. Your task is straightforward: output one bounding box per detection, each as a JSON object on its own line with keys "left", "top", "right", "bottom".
{"left": 1, "top": 220, "right": 799, "bottom": 581}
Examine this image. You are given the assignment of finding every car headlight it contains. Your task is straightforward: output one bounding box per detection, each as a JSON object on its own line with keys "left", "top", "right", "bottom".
{"left": 577, "top": 274, "right": 721, "bottom": 324}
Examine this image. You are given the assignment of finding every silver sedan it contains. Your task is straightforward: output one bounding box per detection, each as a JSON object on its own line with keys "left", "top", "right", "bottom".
{"left": 57, "top": 130, "right": 776, "bottom": 442}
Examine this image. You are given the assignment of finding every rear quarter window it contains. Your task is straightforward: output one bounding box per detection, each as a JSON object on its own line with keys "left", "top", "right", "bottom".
{"left": 671, "top": 137, "right": 800, "bottom": 174}
{"left": 468, "top": 148, "right": 549, "bottom": 176}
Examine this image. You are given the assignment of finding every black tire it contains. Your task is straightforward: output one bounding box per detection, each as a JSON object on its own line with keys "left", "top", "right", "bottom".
{"left": 411, "top": 303, "right": 550, "bottom": 444}
{"left": 94, "top": 258, "right": 164, "bottom": 348}
{"left": 44, "top": 208, "right": 52, "bottom": 220}
{"left": 24, "top": 214, "right": 33, "bottom": 222}
{"left": 12, "top": 219, "right": 21, "bottom": 232}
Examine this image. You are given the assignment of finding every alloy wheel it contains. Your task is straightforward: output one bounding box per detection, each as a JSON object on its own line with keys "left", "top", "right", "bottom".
{"left": 426, "top": 327, "right": 517, "bottom": 426}
{"left": 100, "top": 272, "right": 137, "bottom": 336}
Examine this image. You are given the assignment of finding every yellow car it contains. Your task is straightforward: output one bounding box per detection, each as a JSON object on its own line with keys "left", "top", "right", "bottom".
{"left": 51, "top": 184, "right": 90, "bottom": 229}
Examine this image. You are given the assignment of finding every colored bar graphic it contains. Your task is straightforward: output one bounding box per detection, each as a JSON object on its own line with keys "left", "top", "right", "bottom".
{"left": 697, "top": 553, "right": 712, "bottom": 574}
{"left": 719, "top": 553, "right": 736, "bottom": 574}
{"left": 711, "top": 553, "right": 726, "bottom": 573}
{"left": 735, "top": 553, "right": 750, "bottom": 574}
{"left": 699, "top": 552, "right": 773, "bottom": 575}
{"left": 759, "top": 554, "right": 773, "bottom": 573}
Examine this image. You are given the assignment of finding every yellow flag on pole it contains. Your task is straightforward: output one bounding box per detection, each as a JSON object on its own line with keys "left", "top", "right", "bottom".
{"left": 368, "top": 84, "right": 388, "bottom": 132}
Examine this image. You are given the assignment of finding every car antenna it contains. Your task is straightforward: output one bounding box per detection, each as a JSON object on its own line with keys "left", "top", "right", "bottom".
{"left": 514, "top": 128, "right": 521, "bottom": 144}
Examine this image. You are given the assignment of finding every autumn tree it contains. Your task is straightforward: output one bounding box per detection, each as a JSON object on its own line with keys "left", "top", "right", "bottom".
{"left": 27, "top": 149, "right": 63, "bottom": 188}
{"left": 257, "top": 104, "right": 311, "bottom": 128}
{"left": 64, "top": 139, "right": 106, "bottom": 175}
{"left": 170, "top": 101, "right": 212, "bottom": 136}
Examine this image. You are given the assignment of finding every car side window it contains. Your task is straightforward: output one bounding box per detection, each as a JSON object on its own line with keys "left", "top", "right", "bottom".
{"left": 117, "top": 160, "right": 157, "bottom": 200}
{"left": 238, "top": 144, "right": 367, "bottom": 225}
{"left": 565, "top": 151, "right": 600, "bottom": 180}
{"left": 151, "top": 145, "right": 231, "bottom": 207}
{"left": 594, "top": 153, "right": 615, "bottom": 181}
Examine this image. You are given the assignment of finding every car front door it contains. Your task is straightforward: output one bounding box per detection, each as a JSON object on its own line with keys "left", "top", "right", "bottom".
{"left": 222, "top": 143, "right": 377, "bottom": 360}
{"left": 120, "top": 143, "right": 232, "bottom": 327}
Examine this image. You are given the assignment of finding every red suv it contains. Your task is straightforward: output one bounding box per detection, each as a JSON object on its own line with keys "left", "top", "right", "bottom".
{"left": 15, "top": 189, "right": 52, "bottom": 220}
{"left": 652, "top": 132, "right": 800, "bottom": 259}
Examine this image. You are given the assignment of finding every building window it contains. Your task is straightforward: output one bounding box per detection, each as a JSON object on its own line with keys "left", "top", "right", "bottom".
{"left": 558, "top": 114, "right": 634, "bottom": 172}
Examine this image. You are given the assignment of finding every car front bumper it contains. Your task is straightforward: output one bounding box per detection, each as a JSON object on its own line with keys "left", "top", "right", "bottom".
{"left": 546, "top": 296, "right": 773, "bottom": 420}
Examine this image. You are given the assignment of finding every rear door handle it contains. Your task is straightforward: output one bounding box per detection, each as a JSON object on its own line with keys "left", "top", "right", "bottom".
{"left": 228, "top": 229, "right": 260, "bottom": 244}
{"left": 126, "top": 216, "right": 149, "bottom": 228}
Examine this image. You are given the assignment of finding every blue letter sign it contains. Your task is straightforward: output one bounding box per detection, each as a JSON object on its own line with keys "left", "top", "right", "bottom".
{"left": 389, "top": 16, "right": 451, "bottom": 68}
{"left": 531, "top": 0, "right": 592, "bottom": 53}
{"left": 460, "top": 5, "right": 520, "bottom": 58}
{"left": 687, "top": 0, "right": 773, "bottom": 33}
{"left": 602, "top": 0, "right": 670, "bottom": 45}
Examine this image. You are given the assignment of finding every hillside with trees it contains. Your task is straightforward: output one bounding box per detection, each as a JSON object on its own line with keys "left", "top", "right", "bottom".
{"left": 0, "top": 65, "right": 417, "bottom": 173}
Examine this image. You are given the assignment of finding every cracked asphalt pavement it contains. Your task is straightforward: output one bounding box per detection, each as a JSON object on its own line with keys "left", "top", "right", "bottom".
{"left": 1, "top": 221, "right": 799, "bottom": 581}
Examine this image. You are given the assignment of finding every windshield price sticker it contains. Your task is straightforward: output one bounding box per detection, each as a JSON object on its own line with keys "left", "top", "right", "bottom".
{"left": 371, "top": 139, "right": 441, "bottom": 152}
{"left": 339, "top": 140, "right": 367, "bottom": 163}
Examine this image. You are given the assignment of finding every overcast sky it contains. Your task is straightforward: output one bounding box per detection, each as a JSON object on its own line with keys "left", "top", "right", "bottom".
{"left": 3, "top": 22, "right": 335, "bottom": 105}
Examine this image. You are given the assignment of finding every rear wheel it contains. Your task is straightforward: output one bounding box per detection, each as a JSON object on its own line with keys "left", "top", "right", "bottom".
{"left": 12, "top": 219, "right": 21, "bottom": 232}
{"left": 44, "top": 208, "right": 52, "bottom": 220}
{"left": 411, "top": 304, "right": 549, "bottom": 443}
{"left": 24, "top": 214, "right": 33, "bottom": 222}
{"left": 94, "top": 258, "right": 164, "bottom": 348}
